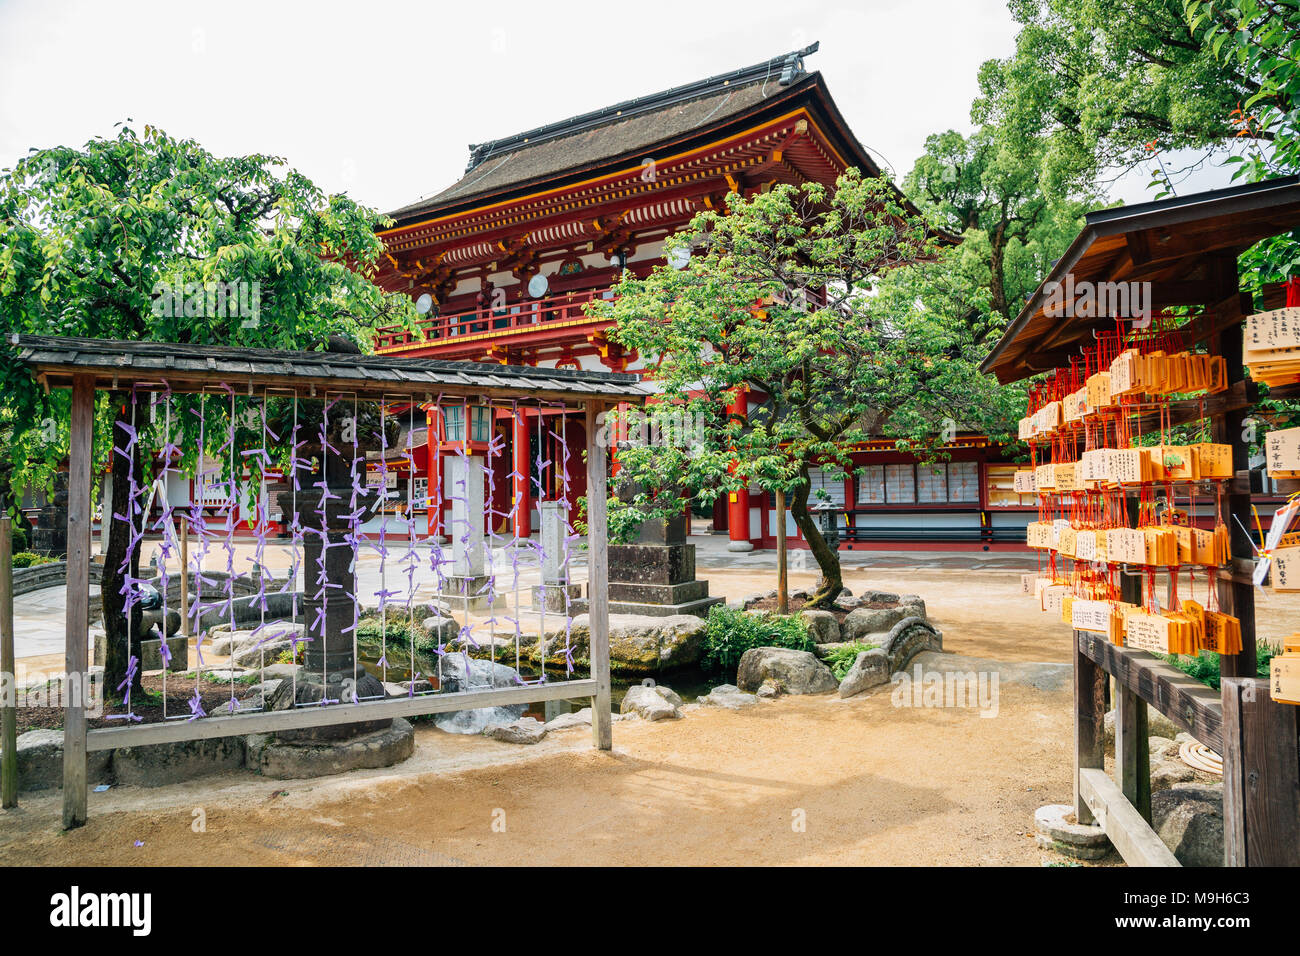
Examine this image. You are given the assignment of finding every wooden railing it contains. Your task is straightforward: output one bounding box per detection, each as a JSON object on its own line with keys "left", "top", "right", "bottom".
{"left": 374, "top": 289, "right": 611, "bottom": 352}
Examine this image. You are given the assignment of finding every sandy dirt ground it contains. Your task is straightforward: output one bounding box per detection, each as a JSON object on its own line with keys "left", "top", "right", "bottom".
{"left": 3, "top": 566, "right": 1294, "bottom": 866}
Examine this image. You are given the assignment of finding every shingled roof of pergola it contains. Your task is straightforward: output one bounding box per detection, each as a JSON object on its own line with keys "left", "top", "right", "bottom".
{"left": 980, "top": 175, "right": 1300, "bottom": 385}
{"left": 11, "top": 335, "right": 652, "bottom": 401}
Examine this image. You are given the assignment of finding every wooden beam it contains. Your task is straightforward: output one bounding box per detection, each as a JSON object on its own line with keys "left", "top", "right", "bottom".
{"left": 85, "top": 679, "right": 599, "bottom": 750}
{"left": 585, "top": 401, "right": 612, "bottom": 751}
{"left": 1079, "top": 768, "right": 1181, "bottom": 866}
{"left": 62, "top": 373, "right": 94, "bottom": 830}
{"left": 1074, "top": 630, "right": 1107, "bottom": 825}
{"left": 1221, "top": 677, "right": 1300, "bottom": 866}
{"left": 1077, "top": 630, "right": 1223, "bottom": 751}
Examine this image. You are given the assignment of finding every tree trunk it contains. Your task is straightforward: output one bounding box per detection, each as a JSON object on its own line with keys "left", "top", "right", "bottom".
{"left": 788, "top": 463, "right": 842, "bottom": 609}
{"left": 989, "top": 223, "right": 1010, "bottom": 322}
{"left": 102, "top": 396, "right": 144, "bottom": 700}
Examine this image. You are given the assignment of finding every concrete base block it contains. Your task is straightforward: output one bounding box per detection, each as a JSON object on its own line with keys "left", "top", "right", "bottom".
{"left": 1034, "top": 803, "right": 1112, "bottom": 860}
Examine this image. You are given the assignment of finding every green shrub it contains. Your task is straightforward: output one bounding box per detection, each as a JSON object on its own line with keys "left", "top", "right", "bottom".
{"left": 821, "top": 640, "right": 878, "bottom": 680}
{"left": 1162, "top": 644, "right": 1278, "bottom": 691}
{"left": 12, "top": 551, "right": 56, "bottom": 569}
{"left": 701, "top": 604, "right": 812, "bottom": 676}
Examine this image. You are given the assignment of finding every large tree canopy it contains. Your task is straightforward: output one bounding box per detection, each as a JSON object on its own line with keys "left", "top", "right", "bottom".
{"left": 0, "top": 122, "right": 415, "bottom": 691}
{"left": 597, "top": 171, "right": 1020, "bottom": 607}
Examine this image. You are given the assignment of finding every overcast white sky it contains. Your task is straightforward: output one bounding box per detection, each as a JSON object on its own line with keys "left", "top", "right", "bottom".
{"left": 0, "top": 0, "right": 1231, "bottom": 213}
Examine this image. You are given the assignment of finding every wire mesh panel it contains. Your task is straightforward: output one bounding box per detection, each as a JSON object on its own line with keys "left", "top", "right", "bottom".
{"left": 92, "top": 383, "right": 595, "bottom": 738}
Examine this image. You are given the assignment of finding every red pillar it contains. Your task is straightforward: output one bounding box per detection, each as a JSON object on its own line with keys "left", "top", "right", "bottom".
{"left": 513, "top": 408, "right": 531, "bottom": 537}
{"left": 426, "top": 406, "right": 443, "bottom": 538}
{"left": 726, "top": 387, "right": 753, "bottom": 552}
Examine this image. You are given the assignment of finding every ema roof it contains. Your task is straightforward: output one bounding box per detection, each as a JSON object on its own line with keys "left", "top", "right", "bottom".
{"left": 12, "top": 334, "right": 650, "bottom": 402}
{"left": 385, "top": 43, "right": 875, "bottom": 224}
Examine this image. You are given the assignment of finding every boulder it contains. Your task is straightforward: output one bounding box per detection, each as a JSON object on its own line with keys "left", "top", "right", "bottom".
{"left": 239, "top": 678, "right": 294, "bottom": 712}
{"left": 833, "top": 595, "right": 862, "bottom": 611}
{"left": 1103, "top": 708, "right": 1183, "bottom": 752}
{"left": 533, "top": 613, "right": 707, "bottom": 673}
{"left": 791, "top": 588, "right": 811, "bottom": 601}
{"left": 1151, "top": 760, "right": 1198, "bottom": 792}
{"left": 838, "top": 648, "right": 891, "bottom": 698}
{"left": 5, "top": 729, "right": 113, "bottom": 792}
{"left": 209, "top": 623, "right": 306, "bottom": 658}
{"left": 736, "top": 647, "right": 837, "bottom": 695}
{"left": 254, "top": 718, "right": 415, "bottom": 779}
{"left": 620, "top": 683, "right": 683, "bottom": 720}
{"left": 756, "top": 678, "right": 782, "bottom": 699}
{"left": 231, "top": 637, "right": 294, "bottom": 669}
{"left": 697, "top": 683, "right": 759, "bottom": 709}
{"left": 485, "top": 717, "right": 548, "bottom": 745}
{"left": 861, "top": 590, "right": 899, "bottom": 604}
{"left": 1034, "top": 803, "right": 1112, "bottom": 860}
{"left": 1152, "top": 783, "right": 1224, "bottom": 867}
{"left": 421, "top": 615, "right": 458, "bottom": 645}
{"left": 113, "top": 736, "right": 247, "bottom": 787}
{"left": 842, "top": 606, "right": 910, "bottom": 640}
{"left": 544, "top": 706, "right": 622, "bottom": 732}
{"left": 801, "top": 609, "right": 840, "bottom": 645}
{"left": 434, "top": 706, "right": 524, "bottom": 734}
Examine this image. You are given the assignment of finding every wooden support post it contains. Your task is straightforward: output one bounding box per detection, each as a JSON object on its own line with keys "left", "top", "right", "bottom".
{"left": 62, "top": 373, "right": 94, "bottom": 830}
{"left": 775, "top": 488, "right": 788, "bottom": 614}
{"left": 1, "top": 515, "right": 16, "bottom": 809}
{"left": 1074, "top": 630, "right": 1106, "bottom": 825}
{"left": 1115, "top": 686, "right": 1151, "bottom": 823}
{"left": 585, "top": 401, "right": 612, "bottom": 751}
{"left": 1221, "top": 676, "right": 1300, "bottom": 866}
{"left": 1209, "top": 268, "right": 1257, "bottom": 679}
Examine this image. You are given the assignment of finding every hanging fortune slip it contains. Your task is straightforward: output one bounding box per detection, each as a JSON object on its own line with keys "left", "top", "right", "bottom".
{"left": 1266, "top": 426, "right": 1300, "bottom": 479}
{"left": 1245, "top": 306, "right": 1300, "bottom": 386}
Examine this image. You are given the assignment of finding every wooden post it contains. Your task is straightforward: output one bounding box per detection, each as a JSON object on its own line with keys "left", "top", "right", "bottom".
{"left": 585, "top": 401, "right": 612, "bottom": 751}
{"left": 1114, "top": 686, "right": 1151, "bottom": 823}
{"left": 1221, "top": 676, "right": 1300, "bottom": 866}
{"left": 1, "top": 515, "right": 16, "bottom": 808}
{"left": 1208, "top": 265, "right": 1257, "bottom": 679}
{"left": 62, "top": 374, "right": 94, "bottom": 829}
{"left": 179, "top": 520, "right": 191, "bottom": 637}
{"left": 1073, "top": 630, "right": 1106, "bottom": 825}
{"left": 775, "top": 488, "right": 788, "bottom": 614}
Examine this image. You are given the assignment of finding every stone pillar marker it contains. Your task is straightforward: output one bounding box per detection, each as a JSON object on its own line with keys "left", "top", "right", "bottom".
{"left": 446, "top": 454, "right": 496, "bottom": 610}
{"left": 585, "top": 482, "right": 722, "bottom": 618}
{"left": 533, "top": 499, "right": 581, "bottom": 611}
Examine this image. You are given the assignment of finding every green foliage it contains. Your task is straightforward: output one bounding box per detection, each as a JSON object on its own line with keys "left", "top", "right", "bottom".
{"left": 700, "top": 604, "right": 812, "bottom": 676}
{"left": 0, "top": 121, "right": 419, "bottom": 505}
{"left": 1163, "top": 644, "right": 1279, "bottom": 690}
{"left": 596, "top": 171, "right": 1018, "bottom": 595}
{"left": 11, "top": 551, "right": 55, "bottom": 568}
{"left": 821, "top": 640, "right": 879, "bottom": 681}
{"left": 975, "top": 0, "right": 1271, "bottom": 200}
{"left": 356, "top": 613, "right": 442, "bottom": 654}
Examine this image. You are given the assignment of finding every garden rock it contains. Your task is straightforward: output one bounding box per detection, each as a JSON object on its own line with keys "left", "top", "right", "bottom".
{"left": 620, "top": 683, "right": 683, "bottom": 720}
{"left": 756, "top": 678, "right": 782, "bottom": 698}
{"left": 838, "top": 648, "right": 891, "bottom": 698}
{"left": 736, "top": 647, "right": 837, "bottom": 695}
{"left": 485, "top": 717, "right": 548, "bottom": 745}
{"left": 435, "top": 706, "right": 524, "bottom": 734}
{"left": 801, "top": 609, "right": 840, "bottom": 644}
{"left": 533, "top": 613, "right": 706, "bottom": 673}
{"left": 1103, "top": 707, "right": 1182, "bottom": 752}
{"left": 842, "top": 606, "right": 909, "bottom": 640}
{"left": 697, "top": 684, "right": 759, "bottom": 709}
{"left": 1152, "top": 783, "right": 1224, "bottom": 867}
{"left": 255, "top": 718, "right": 415, "bottom": 779}
{"left": 421, "top": 615, "right": 458, "bottom": 644}
{"left": 6, "top": 729, "right": 112, "bottom": 792}
{"left": 113, "top": 736, "right": 247, "bottom": 787}
{"left": 231, "top": 637, "right": 294, "bottom": 669}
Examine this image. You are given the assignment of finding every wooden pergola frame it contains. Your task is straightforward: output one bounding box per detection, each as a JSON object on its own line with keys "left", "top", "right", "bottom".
{"left": 10, "top": 335, "right": 648, "bottom": 830}
{"left": 981, "top": 177, "right": 1300, "bottom": 866}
